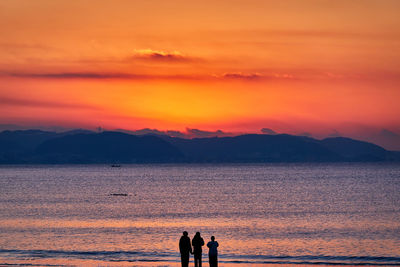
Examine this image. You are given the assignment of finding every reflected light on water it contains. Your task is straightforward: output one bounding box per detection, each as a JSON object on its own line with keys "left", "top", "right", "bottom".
{"left": 0, "top": 164, "right": 399, "bottom": 266}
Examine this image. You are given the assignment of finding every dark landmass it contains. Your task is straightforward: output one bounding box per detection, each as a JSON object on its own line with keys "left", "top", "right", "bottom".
{"left": 35, "top": 131, "right": 182, "bottom": 163}
{"left": 0, "top": 130, "right": 399, "bottom": 163}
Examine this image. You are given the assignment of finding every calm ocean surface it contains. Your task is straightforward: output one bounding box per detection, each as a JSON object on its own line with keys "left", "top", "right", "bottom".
{"left": 0, "top": 163, "right": 399, "bottom": 266}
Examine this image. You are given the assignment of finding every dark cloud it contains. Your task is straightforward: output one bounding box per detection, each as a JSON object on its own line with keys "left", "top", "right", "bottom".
{"left": 0, "top": 124, "right": 26, "bottom": 131}
{"left": 5, "top": 72, "right": 144, "bottom": 80}
{"left": 380, "top": 129, "right": 400, "bottom": 139}
{"left": 0, "top": 124, "right": 75, "bottom": 132}
{"left": 165, "top": 130, "right": 187, "bottom": 138}
{"left": 116, "top": 128, "right": 239, "bottom": 139}
{"left": 132, "top": 49, "right": 191, "bottom": 62}
{"left": 115, "top": 128, "right": 186, "bottom": 138}
{"left": 220, "top": 72, "right": 296, "bottom": 81}
{"left": 2, "top": 71, "right": 203, "bottom": 81}
{"left": 327, "top": 130, "right": 341, "bottom": 138}
{"left": 185, "top": 128, "right": 236, "bottom": 138}
{"left": 222, "top": 72, "right": 262, "bottom": 80}
{"left": 261, "top": 128, "right": 277, "bottom": 135}
{"left": 115, "top": 128, "right": 235, "bottom": 139}
{"left": 0, "top": 96, "right": 99, "bottom": 110}
{"left": 2, "top": 70, "right": 297, "bottom": 82}
{"left": 298, "top": 132, "right": 313, "bottom": 137}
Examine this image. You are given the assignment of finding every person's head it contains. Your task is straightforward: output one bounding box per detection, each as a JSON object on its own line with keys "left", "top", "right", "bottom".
{"left": 183, "top": 231, "right": 188, "bottom": 236}
{"left": 195, "top": 232, "right": 200, "bottom": 237}
{"left": 211, "top": 236, "right": 215, "bottom": 241}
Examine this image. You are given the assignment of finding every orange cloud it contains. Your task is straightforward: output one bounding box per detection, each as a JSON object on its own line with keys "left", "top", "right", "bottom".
{"left": 132, "top": 49, "right": 191, "bottom": 62}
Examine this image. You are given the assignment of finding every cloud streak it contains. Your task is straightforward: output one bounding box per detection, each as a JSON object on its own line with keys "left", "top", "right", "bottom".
{"left": 131, "top": 49, "right": 192, "bottom": 62}
{"left": 3, "top": 71, "right": 207, "bottom": 81}
{"left": 6, "top": 72, "right": 146, "bottom": 80}
{"left": 217, "top": 72, "right": 296, "bottom": 81}
{"left": 0, "top": 96, "right": 99, "bottom": 110}
{"left": 2, "top": 70, "right": 299, "bottom": 82}
{"left": 221, "top": 72, "right": 262, "bottom": 80}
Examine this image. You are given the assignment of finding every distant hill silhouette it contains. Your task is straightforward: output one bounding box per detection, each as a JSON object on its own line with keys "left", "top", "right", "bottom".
{"left": 0, "top": 130, "right": 399, "bottom": 163}
{"left": 36, "top": 131, "right": 183, "bottom": 163}
{"left": 0, "top": 130, "right": 59, "bottom": 163}
{"left": 165, "top": 134, "right": 341, "bottom": 162}
{"left": 319, "top": 137, "right": 388, "bottom": 161}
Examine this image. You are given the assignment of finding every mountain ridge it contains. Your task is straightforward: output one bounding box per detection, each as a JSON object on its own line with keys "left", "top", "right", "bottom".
{"left": 0, "top": 130, "right": 399, "bottom": 163}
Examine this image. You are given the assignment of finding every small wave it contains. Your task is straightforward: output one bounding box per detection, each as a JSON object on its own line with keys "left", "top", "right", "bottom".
{"left": 222, "top": 260, "right": 400, "bottom": 266}
{"left": 221, "top": 254, "right": 400, "bottom": 266}
{"left": 1, "top": 250, "right": 399, "bottom": 266}
{"left": 0, "top": 264, "right": 62, "bottom": 267}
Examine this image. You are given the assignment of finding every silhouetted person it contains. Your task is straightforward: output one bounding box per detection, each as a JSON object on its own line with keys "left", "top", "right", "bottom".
{"left": 192, "top": 232, "right": 205, "bottom": 267}
{"left": 179, "top": 231, "right": 192, "bottom": 267}
{"left": 207, "top": 236, "right": 219, "bottom": 267}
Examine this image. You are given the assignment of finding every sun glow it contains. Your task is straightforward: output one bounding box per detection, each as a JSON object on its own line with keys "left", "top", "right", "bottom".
{"left": 0, "top": 0, "right": 399, "bottom": 148}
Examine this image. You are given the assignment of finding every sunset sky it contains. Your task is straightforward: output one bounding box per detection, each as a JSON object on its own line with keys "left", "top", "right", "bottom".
{"left": 1, "top": 0, "right": 400, "bottom": 149}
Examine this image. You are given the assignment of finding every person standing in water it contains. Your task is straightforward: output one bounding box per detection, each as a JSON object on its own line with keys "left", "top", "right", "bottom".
{"left": 192, "top": 232, "right": 205, "bottom": 267}
{"left": 207, "top": 236, "right": 219, "bottom": 267}
{"left": 179, "top": 231, "right": 192, "bottom": 267}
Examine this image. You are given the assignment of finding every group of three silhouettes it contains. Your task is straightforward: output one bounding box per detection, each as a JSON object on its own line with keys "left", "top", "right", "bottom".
{"left": 179, "top": 231, "right": 219, "bottom": 267}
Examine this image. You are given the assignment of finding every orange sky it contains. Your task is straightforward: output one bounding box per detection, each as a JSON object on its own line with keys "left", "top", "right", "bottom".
{"left": 1, "top": 0, "right": 400, "bottom": 148}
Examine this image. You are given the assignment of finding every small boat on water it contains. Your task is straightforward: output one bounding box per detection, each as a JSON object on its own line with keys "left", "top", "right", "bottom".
{"left": 109, "top": 193, "right": 128, "bottom": 196}
{"left": 111, "top": 164, "right": 121, "bottom": 167}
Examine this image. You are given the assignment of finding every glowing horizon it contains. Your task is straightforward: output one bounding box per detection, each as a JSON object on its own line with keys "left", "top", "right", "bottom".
{"left": 1, "top": 0, "right": 400, "bottom": 149}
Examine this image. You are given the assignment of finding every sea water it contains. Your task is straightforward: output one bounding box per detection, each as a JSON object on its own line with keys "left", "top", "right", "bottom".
{"left": 0, "top": 163, "right": 399, "bottom": 266}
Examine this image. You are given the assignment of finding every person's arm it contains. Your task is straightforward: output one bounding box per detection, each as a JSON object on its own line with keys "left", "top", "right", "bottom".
{"left": 189, "top": 239, "right": 193, "bottom": 254}
{"left": 216, "top": 241, "right": 219, "bottom": 247}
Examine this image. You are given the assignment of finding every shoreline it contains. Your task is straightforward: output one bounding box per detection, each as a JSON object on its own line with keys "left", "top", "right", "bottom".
{"left": 1, "top": 259, "right": 394, "bottom": 267}
{"left": 1, "top": 256, "right": 399, "bottom": 267}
